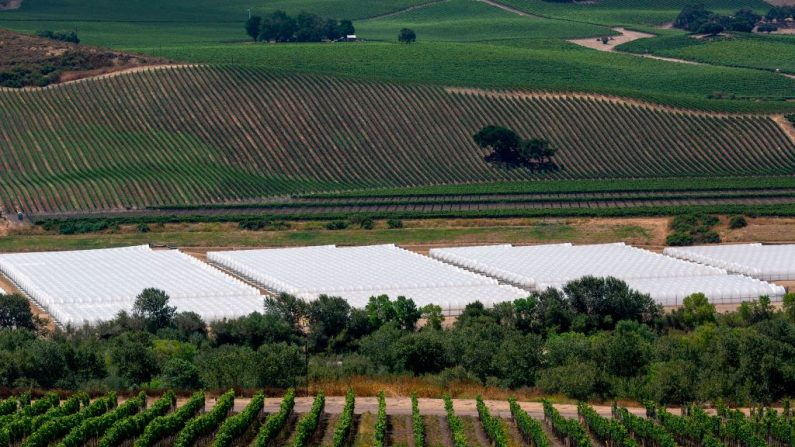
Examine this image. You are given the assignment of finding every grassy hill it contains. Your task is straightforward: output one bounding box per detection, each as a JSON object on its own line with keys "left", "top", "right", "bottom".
{"left": 2, "top": 0, "right": 794, "bottom": 112}
{"left": 1, "top": 65, "right": 793, "bottom": 213}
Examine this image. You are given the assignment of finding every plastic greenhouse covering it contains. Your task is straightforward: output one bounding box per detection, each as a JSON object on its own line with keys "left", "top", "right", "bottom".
{"left": 429, "top": 243, "right": 782, "bottom": 304}
{"left": 663, "top": 244, "right": 795, "bottom": 281}
{"left": 208, "top": 244, "right": 527, "bottom": 309}
{"left": 0, "top": 245, "right": 263, "bottom": 325}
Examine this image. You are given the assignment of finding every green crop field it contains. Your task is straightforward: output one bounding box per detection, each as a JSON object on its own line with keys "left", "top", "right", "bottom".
{"left": 618, "top": 32, "right": 795, "bottom": 74}
{"left": 1, "top": 65, "right": 793, "bottom": 213}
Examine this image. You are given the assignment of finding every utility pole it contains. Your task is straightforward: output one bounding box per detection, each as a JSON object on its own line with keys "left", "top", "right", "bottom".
{"left": 247, "top": 8, "right": 251, "bottom": 19}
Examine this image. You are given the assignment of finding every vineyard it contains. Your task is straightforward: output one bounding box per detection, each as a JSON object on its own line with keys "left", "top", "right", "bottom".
{"left": 1, "top": 66, "right": 794, "bottom": 214}
{"left": 2, "top": 390, "right": 795, "bottom": 446}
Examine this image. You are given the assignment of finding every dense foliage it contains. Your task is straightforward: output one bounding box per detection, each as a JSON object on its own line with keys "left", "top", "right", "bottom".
{"left": 212, "top": 391, "right": 263, "bottom": 447}
{"left": 373, "top": 391, "right": 387, "bottom": 447}
{"left": 543, "top": 400, "right": 591, "bottom": 447}
{"left": 290, "top": 392, "right": 324, "bottom": 447}
{"left": 477, "top": 395, "right": 508, "bottom": 447}
{"left": 22, "top": 392, "right": 116, "bottom": 447}
{"left": 174, "top": 389, "right": 234, "bottom": 447}
{"left": 98, "top": 392, "right": 175, "bottom": 447}
{"left": 253, "top": 389, "right": 295, "bottom": 447}
{"left": 509, "top": 398, "right": 549, "bottom": 447}
{"left": 411, "top": 393, "right": 424, "bottom": 447}
{"left": 133, "top": 391, "right": 204, "bottom": 447}
{"left": 332, "top": 390, "right": 355, "bottom": 447}
{"left": 444, "top": 394, "right": 469, "bottom": 447}
{"left": 246, "top": 11, "right": 354, "bottom": 42}
{"left": 59, "top": 392, "right": 146, "bottom": 447}
{"left": 577, "top": 402, "right": 637, "bottom": 447}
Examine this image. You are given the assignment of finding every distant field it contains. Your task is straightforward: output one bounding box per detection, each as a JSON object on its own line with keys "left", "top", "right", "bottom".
{"left": 1, "top": 66, "right": 793, "bottom": 213}
{"left": 618, "top": 32, "right": 795, "bottom": 74}
{"left": 146, "top": 41, "right": 795, "bottom": 113}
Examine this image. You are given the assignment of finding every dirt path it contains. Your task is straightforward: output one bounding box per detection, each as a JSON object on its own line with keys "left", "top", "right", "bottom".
{"left": 569, "top": 27, "right": 654, "bottom": 51}
{"left": 365, "top": 0, "right": 449, "bottom": 20}
{"left": 476, "top": 0, "right": 533, "bottom": 17}
{"left": 772, "top": 114, "right": 795, "bottom": 145}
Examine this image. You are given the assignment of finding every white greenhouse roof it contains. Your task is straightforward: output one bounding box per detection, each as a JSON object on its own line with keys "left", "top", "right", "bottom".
{"left": 428, "top": 243, "right": 725, "bottom": 289}
{"left": 208, "top": 244, "right": 527, "bottom": 308}
{"left": 663, "top": 244, "right": 795, "bottom": 281}
{"left": 0, "top": 245, "right": 263, "bottom": 325}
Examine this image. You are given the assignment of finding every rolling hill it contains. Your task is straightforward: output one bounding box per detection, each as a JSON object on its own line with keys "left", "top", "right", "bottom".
{"left": 1, "top": 65, "right": 793, "bottom": 214}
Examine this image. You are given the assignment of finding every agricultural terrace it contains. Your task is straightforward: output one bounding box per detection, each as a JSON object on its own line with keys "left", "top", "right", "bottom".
{"left": 1, "top": 66, "right": 794, "bottom": 214}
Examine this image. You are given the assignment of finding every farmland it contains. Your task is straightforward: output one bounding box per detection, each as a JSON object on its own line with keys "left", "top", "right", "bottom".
{"left": 618, "top": 32, "right": 795, "bottom": 74}
{"left": 1, "top": 66, "right": 794, "bottom": 214}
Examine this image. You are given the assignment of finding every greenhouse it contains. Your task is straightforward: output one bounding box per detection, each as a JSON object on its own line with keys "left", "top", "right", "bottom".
{"left": 208, "top": 244, "right": 527, "bottom": 309}
{"left": 664, "top": 243, "right": 795, "bottom": 281}
{"left": 429, "top": 243, "right": 780, "bottom": 303}
{"left": 0, "top": 245, "right": 264, "bottom": 325}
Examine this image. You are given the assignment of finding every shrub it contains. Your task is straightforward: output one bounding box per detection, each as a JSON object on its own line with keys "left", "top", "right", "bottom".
{"left": 137, "top": 223, "right": 150, "bottom": 233}
{"left": 729, "top": 215, "right": 748, "bottom": 229}
{"left": 325, "top": 220, "right": 349, "bottom": 230}
{"left": 387, "top": 218, "right": 403, "bottom": 229}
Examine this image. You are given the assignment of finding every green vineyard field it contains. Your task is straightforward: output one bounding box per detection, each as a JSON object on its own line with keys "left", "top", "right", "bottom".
{"left": 1, "top": 65, "right": 794, "bottom": 213}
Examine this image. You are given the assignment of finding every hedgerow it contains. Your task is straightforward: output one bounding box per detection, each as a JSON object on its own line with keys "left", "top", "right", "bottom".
{"left": 59, "top": 392, "right": 147, "bottom": 447}
{"left": 373, "top": 391, "right": 387, "bottom": 447}
{"left": 332, "top": 389, "right": 355, "bottom": 447}
{"left": 509, "top": 398, "right": 549, "bottom": 447}
{"left": 252, "top": 389, "right": 295, "bottom": 447}
{"left": 212, "top": 391, "right": 264, "bottom": 447}
{"left": 133, "top": 391, "right": 204, "bottom": 447}
{"left": 543, "top": 400, "right": 591, "bottom": 447}
{"left": 22, "top": 392, "right": 116, "bottom": 447}
{"left": 98, "top": 391, "right": 175, "bottom": 447}
{"left": 174, "top": 390, "right": 234, "bottom": 447}
{"left": 443, "top": 394, "right": 470, "bottom": 447}
{"left": 290, "top": 392, "right": 324, "bottom": 447}
{"left": 476, "top": 395, "right": 508, "bottom": 447}
{"left": 411, "top": 393, "right": 424, "bottom": 447}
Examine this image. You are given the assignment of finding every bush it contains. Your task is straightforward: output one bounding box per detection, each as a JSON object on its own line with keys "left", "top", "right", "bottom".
{"left": 387, "top": 218, "right": 403, "bottom": 229}
{"left": 729, "top": 215, "right": 748, "bottom": 229}
{"left": 666, "top": 232, "right": 694, "bottom": 246}
{"left": 325, "top": 220, "right": 349, "bottom": 230}
{"left": 137, "top": 223, "right": 150, "bottom": 233}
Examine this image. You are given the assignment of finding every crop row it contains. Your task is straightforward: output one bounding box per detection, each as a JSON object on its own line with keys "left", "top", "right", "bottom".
{"left": 253, "top": 388, "right": 295, "bottom": 447}
{"left": 1, "top": 66, "right": 793, "bottom": 213}
{"left": 577, "top": 402, "right": 637, "bottom": 447}
{"left": 476, "top": 395, "right": 508, "bottom": 447}
{"left": 509, "top": 398, "right": 549, "bottom": 447}
{"left": 543, "top": 400, "right": 592, "bottom": 447}
{"left": 443, "top": 394, "right": 470, "bottom": 447}
{"left": 332, "top": 390, "right": 355, "bottom": 447}
{"left": 174, "top": 389, "right": 234, "bottom": 447}
{"left": 411, "top": 393, "right": 425, "bottom": 447}
{"left": 213, "top": 391, "right": 264, "bottom": 447}
{"left": 290, "top": 392, "right": 325, "bottom": 447}
{"left": 133, "top": 391, "right": 204, "bottom": 447}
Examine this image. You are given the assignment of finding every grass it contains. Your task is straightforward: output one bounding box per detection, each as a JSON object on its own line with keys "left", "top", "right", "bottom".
{"left": 351, "top": 413, "right": 376, "bottom": 447}
{"left": 356, "top": 0, "right": 613, "bottom": 42}
{"left": 310, "top": 177, "right": 795, "bottom": 198}
{"left": 143, "top": 41, "right": 795, "bottom": 113}
{"left": 0, "top": 219, "right": 663, "bottom": 252}
{"left": 618, "top": 32, "right": 795, "bottom": 74}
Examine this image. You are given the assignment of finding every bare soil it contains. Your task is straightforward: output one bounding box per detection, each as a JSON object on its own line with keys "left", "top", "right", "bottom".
{"left": 568, "top": 27, "right": 654, "bottom": 52}
{"left": 0, "top": 0, "right": 21, "bottom": 10}
{"left": 0, "top": 28, "right": 163, "bottom": 88}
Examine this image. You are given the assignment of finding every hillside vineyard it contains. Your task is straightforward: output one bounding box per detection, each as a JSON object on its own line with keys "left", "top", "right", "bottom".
{"left": 1, "top": 66, "right": 794, "bottom": 213}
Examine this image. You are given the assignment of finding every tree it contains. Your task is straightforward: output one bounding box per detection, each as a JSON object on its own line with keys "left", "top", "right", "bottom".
{"left": 398, "top": 28, "right": 416, "bottom": 43}
{"left": 681, "top": 293, "right": 716, "bottom": 328}
{"left": 519, "top": 138, "right": 556, "bottom": 164}
{"left": 674, "top": 3, "right": 715, "bottom": 32}
{"left": 338, "top": 19, "right": 355, "bottom": 36}
{"left": 421, "top": 304, "right": 443, "bottom": 330}
{"left": 245, "top": 16, "right": 262, "bottom": 40}
{"left": 783, "top": 293, "right": 795, "bottom": 322}
{"left": 109, "top": 332, "right": 159, "bottom": 385}
{"left": 697, "top": 21, "right": 724, "bottom": 36}
{"left": 161, "top": 358, "right": 201, "bottom": 389}
{"left": 473, "top": 125, "right": 520, "bottom": 161}
{"left": 259, "top": 10, "right": 297, "bottom": 42}
{"left": 563, "top": 276, "right": 661, "bottom": 332}
{"left": 132, "top": 288, "right": 176, "bottom": 333}
{"left": 264, "top": 293, "right": 308, "bottom": 334}
{"left": 757, "top": 23, "right": 778, "bottom": 33}
{"left": 308, "top": 295, "right": 352, "bottom": 352}
{"left": 0, "top": 294, "right": 34, "bottom": 330}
